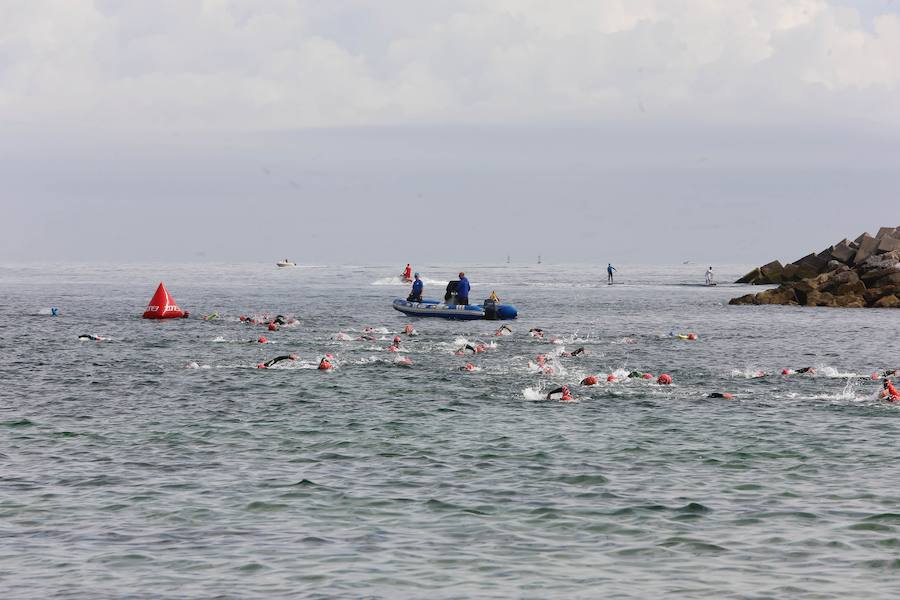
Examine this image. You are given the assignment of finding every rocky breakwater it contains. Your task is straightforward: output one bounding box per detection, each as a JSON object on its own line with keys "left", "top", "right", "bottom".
{"left": 730, "top": 226, "right": 900, "bottom": 308}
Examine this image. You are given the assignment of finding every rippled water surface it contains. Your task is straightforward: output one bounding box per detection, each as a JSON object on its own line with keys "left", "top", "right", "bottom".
{"left": 2, "top": 262, "right": 900, "bottom": 599}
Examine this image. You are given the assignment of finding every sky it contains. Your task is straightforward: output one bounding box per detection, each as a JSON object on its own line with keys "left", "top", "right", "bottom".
{"left": 2, "top": 0, "right": 899, "bottom": 265}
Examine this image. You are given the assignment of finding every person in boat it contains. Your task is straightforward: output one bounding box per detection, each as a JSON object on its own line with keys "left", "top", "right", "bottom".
{"left": 607, "top": 263, "right": 617, "bottom": 284}
{"left": 78, "top": 334, "right": 103, "bottom": 341}
{"left": 403, "top": 264, "right": 412, "bottom": 281}
{"left": 259, "top": 354, "right": 298, "bottom": 368}
{"left": 456, "top": 272, "right": 470, "bottom": 305}
{"left": 561, "top": 347, "right": 585, "bottom": 358}
{"left": 407, "top": 273, "right": 423, "bottom": 302}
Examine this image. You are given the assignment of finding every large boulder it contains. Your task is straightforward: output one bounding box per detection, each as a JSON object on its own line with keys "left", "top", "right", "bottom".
{"left": 759, "top": 260, "right": 785, "bottom": 283}
{"left": 877, "top": 235, "right": 900, "bottom": 253}
{"left": 852, "top": 234, "right": 880, "bottom": 265}
{"left": 874, "top": 295, "right": 900, "bottom": 308}
{"left": 830, "top": 240, "right": 855, "bottom": 263}
{"left": 875, "top": 272, "right": 900, "bottom": 288}
{"left": 736, "top": 267, "right": 763, "bottom": 284}
{"left": 876, "top": 226, "right": 898, "bottom": 239}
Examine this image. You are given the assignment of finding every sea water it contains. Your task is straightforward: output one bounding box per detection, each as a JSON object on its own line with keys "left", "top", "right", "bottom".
{"left": 2, "top": 262, "right": 899, "bottom": 598}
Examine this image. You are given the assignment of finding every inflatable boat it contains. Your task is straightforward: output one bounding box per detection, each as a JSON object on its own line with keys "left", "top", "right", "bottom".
{"left": 392, "top": 298, "right": 518, "bottom": 320}
{"left": 276, "top": 260, "right": 296, "bottom": 267}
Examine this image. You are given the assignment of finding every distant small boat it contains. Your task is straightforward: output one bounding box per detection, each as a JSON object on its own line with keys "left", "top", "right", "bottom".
{"left": 276, "top": 260, "right": 296, "bottom": 267}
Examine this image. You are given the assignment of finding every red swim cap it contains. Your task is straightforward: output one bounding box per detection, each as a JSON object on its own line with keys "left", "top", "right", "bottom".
{"left": 239, "top": 315, "right": 246, "bottom": 321}
{"left": 782, "top": 369, "right": 790, "bottom": 375}
{"left": 257, "top": 363, "right": 266, "bottom": 369}
{"left": 465, "top": 363, "right": 475, "bottom": 371}
{"left": 723, "top": 393, "right": 734, "bottom": 399}
{"left": 582, "top": 375, "right": 598, "bottom": 386}
{"left": 325, "top": 353, "right": 334, "bottom": 359}
{"left": 607, "top": 374, "right": 616, "bottom": 382}
{"left": 258, "top": 337, "right": 268, "bottom": 343}
{"left": 319, "top": 360, "right": 332, "bottom": 370}
{"left": 687, "top": 333, "right": 698, "bottom": 340}
{"left": 642, "top": 373, "right": 653, "bottom": 379}
{"left": 268, "top": 323, "right": 277, "bottom": 331}
{"left": 657, "top": 374, "right": 672, "bottom": 385}
{"left": 393, "top": 336, "right": 401, "bottom": 343}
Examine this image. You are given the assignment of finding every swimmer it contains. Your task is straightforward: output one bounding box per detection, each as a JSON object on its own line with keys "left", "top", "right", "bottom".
{"left": 403, "top": 323, "right": 417, "bottom": 336}
{"left": 387, "top": 336, "right": 402, "bottom": 352}
{"left": 561, "top": 347, "right": 585, "bottom": 358}
{"left": 273, "top": 315, "right": 287, "bottom": 326}
{"left": 318, "top": 357, "right": 333, "bottom": 370}
{"left": 459, "top": 362, "right": 477, "bottom": 372}
{"left": 783, "top": 367, "right": 816, "bottom": 375}
{"left": 881, "top": 370, "right": 900, "bottom": 377}
{"left": 495, "top": 324, "right": 513, "bottom": 336}
{"left": 77, "top": 334, "right": 103, "bottom": 341}
{"left": 627, "top": 370, "right": 644, "bottom": 379}
{"left": 882, "top": 379, "right": 900, "bottom": 402}
{"left": 203, "top": 311, "right": 219, "bottom": 321}
{"left": 455, "top": 343, "right": 485, "bottom": 355}
{"left": 580, "top": 375, "right": 598, "bottom": 386}
{"left": 546, "top": 385, "right": 573, "bottom": 402}
{"left": 529, "top": 328, "right": 545, "bottom": 338}
{"left": 708, "top": 392, "right": 734, "bottom": 399}
{"left": 259, "top": 354, "right": 298, "bottom": 369}
{"left": 358, "top": 334, "right": 376, "bottom": 342}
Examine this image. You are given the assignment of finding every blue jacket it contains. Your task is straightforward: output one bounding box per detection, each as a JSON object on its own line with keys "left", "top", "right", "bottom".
{"left": 457, "top": 276, "right": 470, "bottom": 298}
{"left": 412, "top": 279, "right": 423, "bottom": 296}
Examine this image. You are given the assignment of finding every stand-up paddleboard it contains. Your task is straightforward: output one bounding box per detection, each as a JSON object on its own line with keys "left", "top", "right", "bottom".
{"left": 392, "top": 298, "right": 517, "bottom": 320}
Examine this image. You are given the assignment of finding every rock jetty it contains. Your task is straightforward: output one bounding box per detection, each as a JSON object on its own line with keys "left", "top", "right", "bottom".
{"left": 730, "top": 227, "right": 900, "bottom": 308}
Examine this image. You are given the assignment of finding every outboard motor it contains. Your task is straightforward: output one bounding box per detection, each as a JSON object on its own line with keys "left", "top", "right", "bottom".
{"left": 483, "top": 298, "right": 498, "bottom": 320}
{"left": 445, "top": 280, "right": 459, "bottom": 303}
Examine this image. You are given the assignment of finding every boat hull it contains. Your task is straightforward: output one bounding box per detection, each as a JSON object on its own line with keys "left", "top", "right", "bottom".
{"left": 392, "top": 299, "right": 518, "bottom": 320}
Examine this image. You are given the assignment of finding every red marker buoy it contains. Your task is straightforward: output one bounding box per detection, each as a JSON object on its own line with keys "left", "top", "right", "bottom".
{"left": 142, "top": 282, "right": 184, "bottom": 319}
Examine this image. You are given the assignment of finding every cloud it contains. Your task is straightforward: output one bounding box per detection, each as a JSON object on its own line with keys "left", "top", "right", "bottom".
{"left": 0, "top": 0, "right": 899, "bottom": 132}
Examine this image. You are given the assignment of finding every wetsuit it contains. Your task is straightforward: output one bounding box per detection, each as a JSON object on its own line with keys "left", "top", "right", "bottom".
{"left": 708, "top": 392, "right": 728, "bottom": 398}
{"left": 263, "top": 355, "right": 295, "bottom": 368}
{"left": 273, "top": 315, "right": 287, "bottom": 326}
{"left": 546, "top": 387, "right": 565, "bottom": 400}
{"left": 796, "top": 367, "right": 816, "bottom": 374}
{"left": 627, "top": 371, "right": 644, "bottom": 379}
{"left": 563, "top": 347, "right": 585, "bottom": 357}
{"left": 78, "top": 334, "right": 101, "bottom": 341}
{"left": 607, "top": 264, "right": 616, "bottom": 283}
{"left": 497, "top": 325, "right": 512, "bottom": 334}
